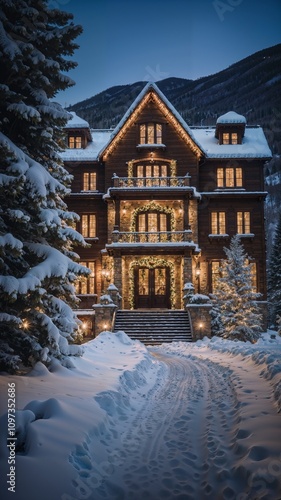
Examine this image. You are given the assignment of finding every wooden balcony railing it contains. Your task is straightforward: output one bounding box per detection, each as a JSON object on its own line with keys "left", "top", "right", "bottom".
{"left": 111, "top": 230, "right": 193, "bottom": 244}
{"left": 112, "top": 175, "right": 191, "bottom": 188}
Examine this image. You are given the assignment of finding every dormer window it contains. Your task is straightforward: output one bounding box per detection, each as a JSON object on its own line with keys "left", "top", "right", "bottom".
{"left": 216, "top": 111, "right": 246, "bottom": 146}
{"left": 139, "top": 123, "right": 162, "bottom": 145}
{"left": 69, "top": 136, "right": 82, "bottom": 149}
{"left": 222, "top": 132, "right": 238, "bottom": 145}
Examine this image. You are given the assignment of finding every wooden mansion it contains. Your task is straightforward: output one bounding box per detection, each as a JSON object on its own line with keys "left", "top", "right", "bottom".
{"left": 60, "top": 83, "right": 271, "bottom": 337}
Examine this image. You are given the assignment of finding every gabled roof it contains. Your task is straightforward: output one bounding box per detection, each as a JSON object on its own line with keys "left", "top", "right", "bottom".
{"left": 99, "top": 82, "right": 204, "bottom": 160}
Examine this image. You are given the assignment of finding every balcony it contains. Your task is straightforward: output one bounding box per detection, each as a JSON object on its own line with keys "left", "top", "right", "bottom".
{"left": 105, "top": 229, "right": 199, "bottom": 255}
{"left": 111, "top": 230, "right": 192, "bottom": 243}
{"left": 112, "top": 174, "right": 191, "bottom": 189}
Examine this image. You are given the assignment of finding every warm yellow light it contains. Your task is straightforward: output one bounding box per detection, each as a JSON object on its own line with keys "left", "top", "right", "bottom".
{"left": 102, "top": 90, "right": 202, "bottom": 160}
{"left": 22, "top": 320, "right": 29, "bottom": 329}
{"left": 199, "top": 322, "right": 203, "bottom": 329}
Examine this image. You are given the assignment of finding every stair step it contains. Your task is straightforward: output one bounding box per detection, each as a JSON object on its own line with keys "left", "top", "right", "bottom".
{"left": 113, "top": 310, "right": 192, "bottom": 345}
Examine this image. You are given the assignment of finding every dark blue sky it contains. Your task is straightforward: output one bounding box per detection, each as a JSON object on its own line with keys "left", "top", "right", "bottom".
{"left": 54, "top": 0, "right": 281, "bottom": 106}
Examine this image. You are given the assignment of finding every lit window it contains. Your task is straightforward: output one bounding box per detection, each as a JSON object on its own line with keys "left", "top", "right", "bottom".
{"left": 222, "top": 133, "right": 238, "bottom": 145}
{"left": 137, "top": 211, "right": 170, "bottom": 242}
{"left": 217, "top": 167, "right": 243, "bottom": 188}
{"left": 138, "top": 214, "right": 146, "bottom": 233}
{"left": 83, "top": 172, "right": 96, "bottom": 191}
{"left": 156, "top": 124, "right": 162, "bottom": 144}
{"left": 75, "top": 261, "right": 95, "bottom": 294}
{"left": 139, "top": 123, "right": 162, "bottom": 144}
{"left": 81, "top": 214, "right": 96, "bottom": 238}
{"left": 223, "top": 133, "right": 230, "bottom": 145}
{"left": 140, "top": 125, "right": 146, "bottom": 144}
{"left": 236, "top": 168, "right": 242, "bottom": 186}
{"left": 237, "top": 212, "right": 250, "bottom": 234}
{"left": 147, "top": 124, "right": 154, "bottom": 144}
{"left": 69, "top": 136, "right": 82, "bottom": 149}
{"left": 231, "top": 133, "right": 238, "bottom": 145}
{"left": 211, "top": 212, "right": 226, "bottom": 234}
{"left": 148, "top": 213, "right": 158, "bottom": 232}
{"left": 225, "top": 168, "right": 234, "bottom": 187}
{"left": 217, "top": 168, "right": 224, "bottom": 187}
{"left": 135, "top": 164, "right": 168, "bottom": 186}
{"left": 159, "top": 213, "right": 167, "bottom": 232}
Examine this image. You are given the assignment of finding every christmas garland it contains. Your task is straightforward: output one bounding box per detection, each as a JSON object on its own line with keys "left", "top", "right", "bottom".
{"left": 128, "top": 256, "right": 176, "bottom": 309}
{"left": 127, "top": 159, "right": 177, "bottom": 178}
{"left": 130, "top": 201, "right": 176, "bottom": 232}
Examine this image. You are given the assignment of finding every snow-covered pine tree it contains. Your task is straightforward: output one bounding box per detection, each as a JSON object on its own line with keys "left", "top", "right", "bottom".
{"left": 0, "top": 0, "right": 89, "bottom": 373}
{"left": 210, "top": 300, "right": 224, "bottom": 337}
{"left": 213, "top": 234, "right": 262, "bottom": 342}
{"left": 267, "top": 211, "right": 281, "bottom": 329}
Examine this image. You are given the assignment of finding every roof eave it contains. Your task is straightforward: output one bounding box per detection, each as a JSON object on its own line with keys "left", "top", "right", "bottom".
{"left": 99, "top": 82, "right": 204, "bottom": 161}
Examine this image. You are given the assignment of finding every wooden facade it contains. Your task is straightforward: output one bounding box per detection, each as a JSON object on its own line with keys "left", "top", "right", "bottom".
{"left": 61, "top": 83, "right": 271, "bottom": 328}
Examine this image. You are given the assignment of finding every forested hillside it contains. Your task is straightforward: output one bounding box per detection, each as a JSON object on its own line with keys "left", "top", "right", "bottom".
{"left": 69, "top": 44, "right": 281, "bottom": 154}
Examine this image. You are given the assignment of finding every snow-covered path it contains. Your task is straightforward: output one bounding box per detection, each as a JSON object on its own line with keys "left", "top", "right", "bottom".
{"left": 1, "top": 332, "right": 281, "bottom": 500}
{"left": 72, "top": 347, "right": 281, "bottom": 500}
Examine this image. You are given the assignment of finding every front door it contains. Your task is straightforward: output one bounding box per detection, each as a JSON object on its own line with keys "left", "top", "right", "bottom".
{"left": 134, "top": 266, "right": 170, "bottom": 309}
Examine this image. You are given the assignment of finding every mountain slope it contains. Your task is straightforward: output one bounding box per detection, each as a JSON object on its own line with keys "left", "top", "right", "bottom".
{"left": 69, "top": 44, "right": 281, "bottom": 154}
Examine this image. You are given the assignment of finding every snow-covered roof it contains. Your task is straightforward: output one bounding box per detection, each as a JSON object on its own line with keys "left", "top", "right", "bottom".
{"left": 60, "top": 85, "right": 271, "bottom": 161}
{"left": 216, "top": 111, "right": 246, "bottom": 124}
{"left": 64, "top": 111, "right": 90, "bottom": 129}
{"left": 60, "top": 129, "right": 112, "bottom": 161}
{"left": 191, "top": 126, "right": 272, "bottom": 158}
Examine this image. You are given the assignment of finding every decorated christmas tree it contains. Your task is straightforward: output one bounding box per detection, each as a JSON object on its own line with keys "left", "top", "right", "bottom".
{"left": 213, "top": 235, "right": 262, "bottom": 342}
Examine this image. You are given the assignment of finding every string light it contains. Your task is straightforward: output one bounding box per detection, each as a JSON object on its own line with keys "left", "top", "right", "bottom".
{"left": 102, "top": 90, "right": 202, "bottom": 160}
{"left": 128, "top": 257, "right": 176, "bottom": 309}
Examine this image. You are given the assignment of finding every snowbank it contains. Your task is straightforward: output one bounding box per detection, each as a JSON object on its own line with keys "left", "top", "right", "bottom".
{"left": 161, "top": 332, "right": 281, "bottom": 412}
{"left": 0, "top": 331, "right": 164, "bottom": 500}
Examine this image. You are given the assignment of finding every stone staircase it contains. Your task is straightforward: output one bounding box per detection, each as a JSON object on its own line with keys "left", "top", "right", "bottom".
{"left": 113, "top": 310, "right": 193, "bottom": 345}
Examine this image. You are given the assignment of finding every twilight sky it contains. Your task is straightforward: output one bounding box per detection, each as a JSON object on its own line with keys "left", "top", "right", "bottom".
{"left": 54, "top": 0, "right": 281, "bottom": 107}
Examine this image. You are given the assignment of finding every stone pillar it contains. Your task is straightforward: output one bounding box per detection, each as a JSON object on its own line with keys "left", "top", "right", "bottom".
{"left": 113, "top": 254, "right": 122, "bottom": 298}
{"left": 183, "top": 284, "right": 212, "bottom": 340}
{"left": 185, "top": 304, "right": 212, "bottom": 340}
{"left": 183, "top": 255, "right": 192, "bottom": 284}
{"left": 189, "top": 198, "right": 198, "bottom": 242}
{"left": 183, "top": 282, "right": 195, "bottom": 302}
{"left": 184, "top": 197, "right": 189, "bottom": 229}
{"left": 92, "top": 293, "right": 117, "bottom": 336}
{"left": 107, "top": 283, "right": 122, "bottom": 309}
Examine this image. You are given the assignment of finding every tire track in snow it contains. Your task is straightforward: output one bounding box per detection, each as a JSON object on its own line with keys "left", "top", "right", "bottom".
{"left": 69, "top": 349, "right": 281, "bottom": 499}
